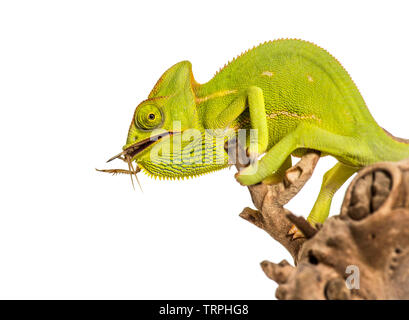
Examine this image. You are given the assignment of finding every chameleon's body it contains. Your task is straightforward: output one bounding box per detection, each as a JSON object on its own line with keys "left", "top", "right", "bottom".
{"left": 105, "top": 39, "right": 409, "bottom": 226}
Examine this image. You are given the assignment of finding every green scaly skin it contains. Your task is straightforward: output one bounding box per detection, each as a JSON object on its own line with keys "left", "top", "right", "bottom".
{"left": 113, "top": 39, "right": 409, "bottom": 225}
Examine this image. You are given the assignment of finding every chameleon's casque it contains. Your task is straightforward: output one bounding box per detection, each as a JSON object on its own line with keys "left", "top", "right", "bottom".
{"left": 103, "top": 39, "right": 409, "bottom": 226}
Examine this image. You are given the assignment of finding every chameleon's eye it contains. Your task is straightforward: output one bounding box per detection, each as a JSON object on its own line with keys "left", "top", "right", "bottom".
{"left": 135, "top": 104, "right": 163, "bottom": 130}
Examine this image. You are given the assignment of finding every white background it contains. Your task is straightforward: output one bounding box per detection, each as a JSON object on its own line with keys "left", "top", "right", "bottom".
{"left": 0, "top": 0, "right": 408, "bottom": 299}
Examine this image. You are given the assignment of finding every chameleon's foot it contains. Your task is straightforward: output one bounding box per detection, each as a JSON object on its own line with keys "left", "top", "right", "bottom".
{"left": 287, "top": 224, "right": 305, "bottom": 240}
{"left": 235, "top": 158, "right": 260, "bottom": 186}
{"left": 234, "top": 172, "right": 241, "bottom": 184}
{"left": 235, "top": 166, "right": 262, "bottom": 186}
{"left": 234, "top": 171, "right": 247, "bottom": 186}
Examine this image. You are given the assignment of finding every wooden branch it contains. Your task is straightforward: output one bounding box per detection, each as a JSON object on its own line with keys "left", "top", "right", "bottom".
{"left": 227, "top": 141, "right": 320, "bottom": 262}
{"left": 254, "top": 158, "right": 409, "bottom": 299}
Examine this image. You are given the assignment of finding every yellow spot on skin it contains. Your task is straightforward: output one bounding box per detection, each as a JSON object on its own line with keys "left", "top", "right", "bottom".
{"left": 196, "top": 89, "right": 237, "bottom": 103}
{"left": 261, "top": 71, "right": 274, "bottom": 77}
{"left": 268, "top": 111, "right": 321, "bottom": 123}
{"left": 307, "top": 75, "right": 314, "bottom": 82}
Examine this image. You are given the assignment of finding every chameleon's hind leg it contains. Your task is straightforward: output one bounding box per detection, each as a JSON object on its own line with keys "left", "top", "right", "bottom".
{"left": 235, "top": 123, "right": 363, "bottom": 238}
{"left": 288, "top": 162, "right": 357, "bottom": 239}
{"left": 262, "top": 156, "right": 292, "bottom": 185}
{"left": 236, "top": 124, "right": 362, "bottom": 185}
{"left": 307, "top": 162, "right": 357, "bottom": 225}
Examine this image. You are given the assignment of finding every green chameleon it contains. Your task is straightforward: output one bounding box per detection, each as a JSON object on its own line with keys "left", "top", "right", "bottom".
{"left": 99, "top": 39, "right": 409, "bottom": 234}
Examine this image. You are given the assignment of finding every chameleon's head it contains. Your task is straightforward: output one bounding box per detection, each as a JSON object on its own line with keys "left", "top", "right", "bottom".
{"left": 107, "top": 61, "right": 228, "bottom": 180}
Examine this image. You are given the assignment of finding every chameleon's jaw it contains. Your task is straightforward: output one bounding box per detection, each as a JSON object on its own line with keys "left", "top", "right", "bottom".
{"left": 106, "top": 131, "right": 177, "bottom": 163}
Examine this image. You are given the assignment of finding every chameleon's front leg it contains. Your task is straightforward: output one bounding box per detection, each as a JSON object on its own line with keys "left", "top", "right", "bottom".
{"left": 246, "top": 86, "right": 269, "bottom": 158}
{"left": 207, "top": 86, "right": 269, "bottom": 158}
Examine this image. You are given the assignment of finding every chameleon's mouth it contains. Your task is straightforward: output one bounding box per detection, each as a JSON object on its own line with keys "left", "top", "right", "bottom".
{"left": 106, "top": 131, "right": 177, "bottom": 163}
